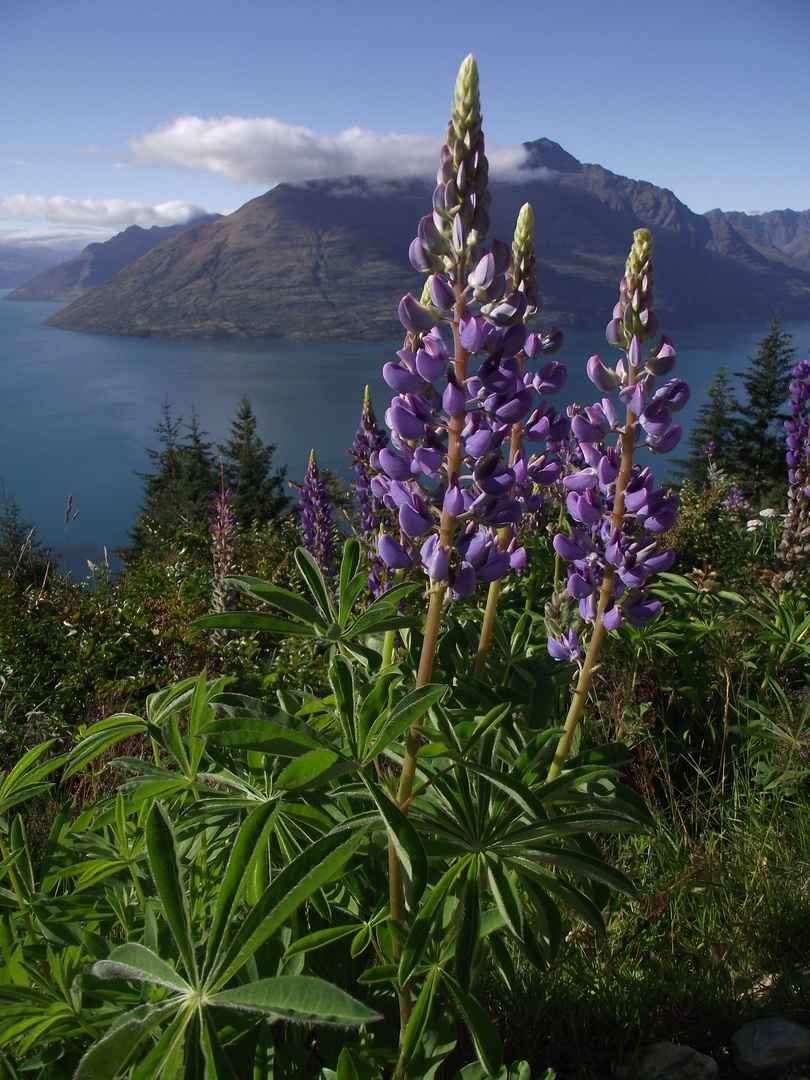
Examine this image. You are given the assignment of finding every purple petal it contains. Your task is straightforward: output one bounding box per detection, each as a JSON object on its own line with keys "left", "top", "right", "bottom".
{"left": 378, "top": 534, "right": 413, "bottom": 570}
{"left": 383, "top": 362, "right": 425, "bottom": 394}
{"left": 398, "top": 293, "right": 437, "bottom": 333}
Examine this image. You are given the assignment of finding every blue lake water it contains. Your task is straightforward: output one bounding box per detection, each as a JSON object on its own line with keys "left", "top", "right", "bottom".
{"left": 1, "top": 290, "right": 808, "bottom": 576}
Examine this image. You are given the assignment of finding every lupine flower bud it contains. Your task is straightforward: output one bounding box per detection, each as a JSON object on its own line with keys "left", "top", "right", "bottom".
{"left": 300, "top": 450, "right": 336, "bottom": 578}
{"left": 775, "top": 351, "right": 810, "bottom": 590}
{"left": 209, "top": 475, "right": 238, "bottom": 623}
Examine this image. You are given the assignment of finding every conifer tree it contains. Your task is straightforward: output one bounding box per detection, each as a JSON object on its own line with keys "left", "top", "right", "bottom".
{"left": 732, "top": 315, "right": 795, "bottom": 506}
{"left": 680, "top": 366, "right": 738, "bottom": 483}
{"left": 219, "top": 395, "right": 288, "bottom": 530}
{"left": 131, "top": 402, "right": 218, "bottom": 547}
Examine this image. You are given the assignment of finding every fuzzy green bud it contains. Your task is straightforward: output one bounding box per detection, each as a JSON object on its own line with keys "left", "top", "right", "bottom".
{"left": 452, "top": 55, "right": 481, "bottom": 146}
{"left": 509, "top": 202, "right": 542, "bottom": 320}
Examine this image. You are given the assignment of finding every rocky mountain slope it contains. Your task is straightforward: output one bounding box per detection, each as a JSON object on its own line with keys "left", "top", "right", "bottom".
{"left": 43, "top": 141, "right": 810, "bottom": 339}
{"left": 4, "top": 216, "right": 221, "bottom": 302}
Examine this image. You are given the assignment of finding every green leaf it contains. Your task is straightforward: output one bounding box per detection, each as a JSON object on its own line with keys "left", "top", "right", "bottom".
{"left": 72, "top": 1015, "right": 153, "bottom": 1080}
{"left": 454, "top": 859, "right": 481, "bottom": 993}
{"left": 208, "top": 975, "right": 380, "bottom": 1025}
{"left": 357, "top": 671, "right": 400, "bottom": 755}
{"left": 276, "top": 749, "right": 357, "bottom": 790}
{"left": 145, "top": 803, "right": 198, "bottom": 986}
{"left": 200, "top": 1011, "right": 240, "bottom": 1080}
{"left": 329, "top": 654, "right": 357, "bottom": 755}
{"left": 363, "top": 780, "right": 427, "bottom": 906}
{"left": 201, "top": 695, "right": 334, "bottom": 756}
{"left": 365, "top": 684, "right": 446, "bottom": 763}
{"left": 337, "top": 540, "right": 363, "bottom": 624}
{"left": 64, "top": 715, "right": 148, "bottom": 779}
{"left": 228, "top": 576, "right": 322, "bottom": 624}
{"left": 485, "top": 857, "right": 524, "bottom": 940}
{"left": 92, "top": 943, "right": 191, "bottom": 993}
{"left": 195, "top": 611, "right": 317, "bottom": 636}
{"left": 404, "top": 1015, "right": 458, "bottom": 1080}
{"left": 295, "top": 547, "right": 334, "bottom": 619}
{"left": 129, "top": 1009, "right": 189, "bottom": 1080}
{"left": 399, "top": 861, "right": 466, "bottom": 985}
{"left": 204, "top": 800, "right": 279, "bottom": 976}
{"left": 210, "top": 827, "right": 364, "bottom": 989}
{"left": 284, "top": 923, "right": 361, "bottom": 958}
{"left": 356, "top": 964, "right": 398, "bottom": 985}
{"left": 443, "top": 972, "right": 503, "bottom": 1077}
{"left": 461, "top": 762, "right": 548, "bottom": 822}
{"left": 401, "top": 967, "right": 440, "bottom": 1066}
{"left": 146, "top": 677, "right": 201, "bottom": 725}
{"left": 163, "top": 713, "right": 192, "bottom": 777}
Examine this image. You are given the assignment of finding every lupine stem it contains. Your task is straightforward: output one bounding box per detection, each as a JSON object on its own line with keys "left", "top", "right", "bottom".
{"left": 474, "top": 361, "right": 527, "bottom": 679}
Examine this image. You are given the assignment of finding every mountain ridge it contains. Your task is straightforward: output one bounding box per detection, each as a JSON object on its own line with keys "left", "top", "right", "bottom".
{"left": 38, "top": 140, "right": 810, "bottom": 339}
{"left": 4, "top": 215, "right": 222, "bottom": 302}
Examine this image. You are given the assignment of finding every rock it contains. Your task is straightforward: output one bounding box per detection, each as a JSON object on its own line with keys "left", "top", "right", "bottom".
{"left": 621, "top": 1042, "right": 718, "bottom": 1080}
{"left": 731, "top": 1018, "right": 810, "bottom": 1073}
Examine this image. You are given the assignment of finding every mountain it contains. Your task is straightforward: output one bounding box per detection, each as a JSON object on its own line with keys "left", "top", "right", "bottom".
{"left": 4, "top": 216, "right": 222, "bottom": 302}
{"left": 44, "top": 141, "right": 810, "bottom": 339}
{"left": 0, "top": 244, "right": 82, "bottom": 290}
{"left": 704, "top": 208, "right": 810, "bottom": 271}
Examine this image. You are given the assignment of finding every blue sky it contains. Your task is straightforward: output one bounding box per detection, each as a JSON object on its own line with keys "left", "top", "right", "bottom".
{"left": 2, "top": 0, "right": 809, "bottom": 251}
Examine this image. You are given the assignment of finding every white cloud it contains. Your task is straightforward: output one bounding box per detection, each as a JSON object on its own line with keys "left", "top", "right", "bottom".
{"left": 0, "top": 195, "right": 211, "bottom": 230}
{"left": 0, "top": 227, "right": 90, "bottom": 251}
{"left": 128, "top": 115, "right": 537, "bottom": 185}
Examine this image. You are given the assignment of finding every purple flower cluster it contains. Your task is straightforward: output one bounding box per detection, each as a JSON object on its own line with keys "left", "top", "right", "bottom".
{"left": 350, "top": 385, "right": 389, "bottom": 538}
{"left": 776, "top": 350, "right": 810, "bottom": 590}
{"left": 548, "top": 230, "right": 687, "bottom": 661}
{"left": 208, "top": 482, "right": 238, "bottom": 618}
{"left": 208, "top": 486, "right": 237, "bottom": 547}
{"left": 349, "top": 387, "right": 392, "bottom": 597}
{"left": 371, "top": 59, "right": 566, "bottom": 600}
{"left": 300, "top": 450, "right": 336, "bottom": 578}
{"left": 373, "top": 300, "right": 566, "bottom": 597}
{"left": 786, "top": 353, "right": 810, "bottom": 495}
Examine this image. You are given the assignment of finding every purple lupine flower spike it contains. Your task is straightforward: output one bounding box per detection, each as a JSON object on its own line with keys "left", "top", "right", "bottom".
{"left": 371, "top": 59, "right": 574, "bottom": 604}
{"left": 775, "top": 350, "right": 810, "bottom": 590}
{"left": 208, "top": 462, "right": 239, "bottom": 643}
{"left": 548, "top": 229, "right": 687, "bottom": 658}
{"left": 300, "top": 449, "right": 336, "bottom": 578}
{"left": 349, "top": 386, "right": 393, "bottom": 598}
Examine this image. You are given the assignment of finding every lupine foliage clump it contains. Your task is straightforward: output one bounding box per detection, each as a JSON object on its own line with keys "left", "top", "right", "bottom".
{"left": 1, "top": 56, "right": 809, "bottom": 1080}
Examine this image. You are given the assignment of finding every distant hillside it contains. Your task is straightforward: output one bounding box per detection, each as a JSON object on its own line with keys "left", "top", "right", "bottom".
{"left": 704, "top": 208, "right": 810, "bottom": 271}
{"left": 0, "top": 244, "right": 82, "bottom": 290}
{"left": 4, "top": 216, "right": 222, "bottom": 302}
{"left": 45, "top": 141, "right": 810, "bottom": 339}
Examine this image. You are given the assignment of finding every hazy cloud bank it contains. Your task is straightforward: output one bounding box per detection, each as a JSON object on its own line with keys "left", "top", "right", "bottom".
{"left": 128, "top": 115, "right": 536, "bottom": 184}
{"left": 0, "top": 195, "right": 211, "bottom": 230}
